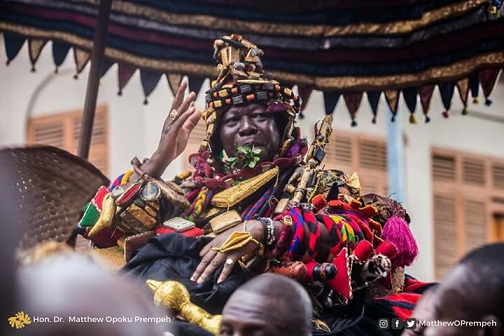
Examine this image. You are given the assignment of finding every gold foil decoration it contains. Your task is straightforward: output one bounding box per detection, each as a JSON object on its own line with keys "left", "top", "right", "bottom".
{"left": 211, "top": 231, "right": 263, "bottom": 256}
{"left": 147, "top": 280, "right": 222, "bottom": 335}
{"left": 209, "top": 210, "right": 242, "bottom": 233}
{"left": 88, "top": 193, "right": 116, "bottom": 237}
{"left": 211, "top": 166, "right": 279, "bottom": 208}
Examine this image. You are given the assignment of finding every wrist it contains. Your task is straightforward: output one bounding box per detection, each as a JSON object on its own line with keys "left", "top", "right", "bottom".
{"left": 247, "top": 220, "right": 265, "bottom": 242}
{"left": 142, "top": 151, "right": 170, "bottom": 178}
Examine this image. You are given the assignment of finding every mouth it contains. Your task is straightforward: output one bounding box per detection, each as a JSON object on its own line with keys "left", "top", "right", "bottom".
{"left": 237, "top": 141, "right": 264, "bottom": 147}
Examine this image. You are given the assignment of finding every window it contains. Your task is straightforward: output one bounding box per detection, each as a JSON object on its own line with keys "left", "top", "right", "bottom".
{"left": 324, "top": 131, "right": 388, "bottom": 195}
{"left": 432, "top": 149, "right": 504, "bottom": 280}
{"left": 27, "top": 105, "right": 109, "bottom": 174}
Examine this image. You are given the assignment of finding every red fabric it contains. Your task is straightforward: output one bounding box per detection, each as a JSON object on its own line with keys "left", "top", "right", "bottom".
{"left": 327, "top": 248, "right": 352, "bottom": 301}
{"left": 93, "top": 186, "right": 109, "bottom": 211}
{"left": 156, "top": 227, "right": 204, "bottom": 238}
{"left": 376, "top": 293, "right": 422, "bottom": 321}
{"left": 354, "top": 240, "right": 373, "bottom": 262}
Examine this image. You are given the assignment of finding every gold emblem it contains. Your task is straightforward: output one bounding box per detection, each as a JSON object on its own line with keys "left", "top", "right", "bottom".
{"left": 8, "top": 311, "right": 32, "bottom": 329}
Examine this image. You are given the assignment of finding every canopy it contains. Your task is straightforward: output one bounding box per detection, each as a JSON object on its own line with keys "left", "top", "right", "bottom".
{"left": 1, "top": 0, "right": 503, "bottom": 124}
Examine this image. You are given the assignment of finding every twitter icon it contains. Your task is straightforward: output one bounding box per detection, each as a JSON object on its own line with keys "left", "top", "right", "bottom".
{"left": 405, "top": 318, "right": 417, "bottom": 329}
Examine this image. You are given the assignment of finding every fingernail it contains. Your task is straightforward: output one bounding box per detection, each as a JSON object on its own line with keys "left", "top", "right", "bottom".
{"left": 190, "top": 276, "right": 195, "bottom": 282}
{"left": 217, "top": 278, "right": 222, "bottom": 284}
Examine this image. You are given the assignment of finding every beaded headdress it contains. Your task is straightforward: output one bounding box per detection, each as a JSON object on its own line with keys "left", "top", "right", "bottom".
{"left": 197, "top": 34, "right": 303, "bottom": 168}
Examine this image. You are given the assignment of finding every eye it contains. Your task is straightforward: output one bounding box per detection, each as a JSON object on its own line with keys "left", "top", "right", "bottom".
{"left": 225, "top": 117, "right": 239, "bottom": 126}
{"left": 252, "top": 113, "right": 269, "bottom": 122}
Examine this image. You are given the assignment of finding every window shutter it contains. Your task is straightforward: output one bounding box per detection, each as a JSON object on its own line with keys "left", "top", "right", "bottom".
{"left": 462, "top": 158, "right": 486, "bottom": 186}
{"left": 29, "top": 121, "right": 64, "bottom": 148}
{"left": 326, "top": 134, "right": 352, "bottom": 169}
{"left": 434, "top": 195, "right": 458, "bottom": 280}
{"left": 432, "top": 154, "right": 456, "bottom": 181}
{"left": 492, "top": 164, "right": 504, "bottom": 190}
{"left": 464, "top": 200, "right": 487, "bottom": 252}
{"left": 359, "top": 139, "right": 387, "bottom": 171}
{"left": 27, "top": 106, "right": 109, "bottom": 175}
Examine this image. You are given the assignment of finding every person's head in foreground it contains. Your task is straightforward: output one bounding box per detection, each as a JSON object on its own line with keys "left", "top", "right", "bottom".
{"left": 18, "top": 252, "right": 167, "bottom": 336}
{"left": 220, "top": 274, "right": 313, "bottom": 336}
{"left": 403, "top": 243, "right": 504, "bottom": 336}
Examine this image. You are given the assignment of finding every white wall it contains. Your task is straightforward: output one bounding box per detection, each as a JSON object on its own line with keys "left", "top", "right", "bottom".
{"left": 1, "top": 36, "right": 503, "bottom": 282}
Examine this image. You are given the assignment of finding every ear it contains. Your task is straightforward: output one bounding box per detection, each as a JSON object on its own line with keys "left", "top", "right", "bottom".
{"left": 480, "top": 315, "right": 501, "bottom": 336}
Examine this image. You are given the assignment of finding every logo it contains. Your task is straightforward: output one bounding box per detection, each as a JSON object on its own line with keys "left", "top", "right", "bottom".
{"left": 8, "top": 311, "right": 32, "bottom": 329}
{"left": 378, "top": 318, "right": 390, "bottom": 329}
{"left": 391, "top": 318, "right": 404, "bottom": 330}
{"left": 406, "top": 318, "right": 417, "bottom": 329}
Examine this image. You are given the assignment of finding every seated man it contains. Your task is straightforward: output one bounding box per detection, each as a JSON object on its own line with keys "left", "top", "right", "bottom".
{"left": 79, "top": 34, "right": 426, "bottom": 335}
{"left": 220, "top": 273, "right": 312, "bottom": 336}
{"left": 403, "top": 243, "right": 504, "bottom": 336}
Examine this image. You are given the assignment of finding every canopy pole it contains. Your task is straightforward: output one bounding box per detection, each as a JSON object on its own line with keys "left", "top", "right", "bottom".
{"left": 78, "top": 0, "right": 112, "bottom": 159}
{"left": 387, "top": 109, "right": 407, "bottom": 206}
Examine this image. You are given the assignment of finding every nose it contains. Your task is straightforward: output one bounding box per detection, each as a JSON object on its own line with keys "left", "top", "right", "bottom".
{"left": 238, "top": 116, "right": 258, "bottom": 136}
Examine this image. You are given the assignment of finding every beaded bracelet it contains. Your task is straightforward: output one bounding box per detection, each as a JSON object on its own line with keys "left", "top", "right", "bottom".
{"left": 267, "top": 220, "right": 294, "bottom": 259}
{"left": 258, "top": 217, "right": 276, "bottom": 246}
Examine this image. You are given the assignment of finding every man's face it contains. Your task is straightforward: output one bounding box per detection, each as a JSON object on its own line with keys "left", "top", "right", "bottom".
{"left": 220, "top": 291, "right": 285, "bottom": 336}
{"left": 219, "top": 103, "right": 281, "bottom": 163}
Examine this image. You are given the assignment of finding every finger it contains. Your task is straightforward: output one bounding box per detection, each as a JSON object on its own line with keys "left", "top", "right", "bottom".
{"left": 178, "top": 91, "right": 196, "bottom": 116}
{"left": 191, "top": 249, "right": 217, "bottom": 282}
{"left": 217, "top": 256, "right": 237, "bottom": 284}
{"left": 172, "top": 81, "right": 188, "bottom": 109}
{"left": 196, "top": 253, "right": 225, "bottom": 284}
{"left": 184, "top": 109, "right": 202, "bottom": 132}
{"left": 171, "top": 106, "right": 196, "bottom": 132}
{"left": 200, "top": 235, "right": 215, "bottom": 257}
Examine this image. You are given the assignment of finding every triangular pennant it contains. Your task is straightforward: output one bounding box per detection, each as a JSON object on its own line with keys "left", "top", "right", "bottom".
{"left": 456, "top": 78, "right": 469, "bottom": 114}
{"left": 366, "top": 91, "right": 381, "bottom": 124}
{"left": 117, "top": 63, "right": 137, "bottom": 95}
{"left": 456, "top": 78, "right": 469, "bottom": 104}
{"left": 188, "top": 75, "right": 207, "bottom": 98}
{"left": 52, "top": 41, "right": 71, "bottom": 67}
{"left": 419, "top": 84, "right": 435, "bottom": 122}
{"left": 402, "top": 88, "right": 417, "bottom": 114}
{"left": 438, "top": 82, "right": 455, "bottom": 112}
{"left": 298, "top": 85, "right": 313, "bottom": 111}
{"left": 343, "top": 92, "right": 363, "bottom": 127}
{"left": 384, "top": 90, "right": 399, "bottom": 121}
{"left": 166, "top": 73, "right": 183, "bottom": 97}
{"left": 3, "top": 32, "right": 26, "bottom": 64}
{"left": 100, "top": 58, "right": 114, "bottom": 77}
{"left": 73, "top": 48, "right": 90, "bottom": 74}
{"left": 469, "top": 71, "right": 480, "bottom": 103}
{"left": 402, "top": 88, "right": 418, "bottom": 124}
{"left": 140, "top": 69, "right": 163, "bottom": 104}
{"left": 323, "top": 92, "right": 340, "bottom": 115}
{"left": 479, "top": 68, "right": 500, "bottom": 105}
{"left": 28, "top": 39, "right": 47, "bottom": 68}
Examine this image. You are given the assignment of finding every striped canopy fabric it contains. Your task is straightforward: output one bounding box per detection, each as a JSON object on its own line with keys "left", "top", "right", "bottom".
{"left": 1, "top": 0, "right": 503, "bottom": 124}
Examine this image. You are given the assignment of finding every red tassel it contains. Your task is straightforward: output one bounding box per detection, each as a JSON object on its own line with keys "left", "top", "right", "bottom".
{"left": 381, "top": 216, "right": 418, "bottom": 268}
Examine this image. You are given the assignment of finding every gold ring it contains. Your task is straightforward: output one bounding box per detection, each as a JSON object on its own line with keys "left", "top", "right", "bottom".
{"left": 225, "top": 258, "right": 234, "bottom": 266}
{"left": 169, "top": 109, "right": 179, "bottom": 121}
